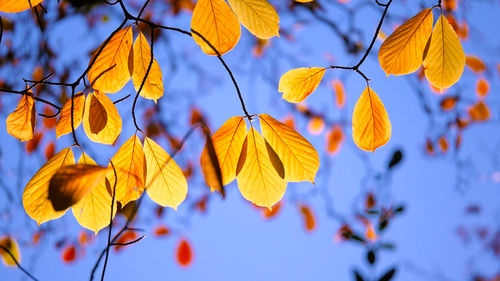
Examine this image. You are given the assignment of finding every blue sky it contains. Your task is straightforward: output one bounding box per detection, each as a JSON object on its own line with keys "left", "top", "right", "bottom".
{"left": 1, "top": 0, "right": 499, "bottom": 280}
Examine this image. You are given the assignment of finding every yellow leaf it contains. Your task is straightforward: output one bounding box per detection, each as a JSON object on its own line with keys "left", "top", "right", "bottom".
{"left": 23, "top": 148, "right": 75, "bottom": 225}
{"left": 378, "top": 8, "right": 433, "bottom": 76}
{"left": 352, "top": 86, "right": 391, "bottom": 152}
{"left": 423, "top": 14, "right": 465, "bottom": 91}
{"left": 191, "top": 0, "right": 241, "bottom": 55}
{"left": 87, "top": 26, "right": 133, "bottom": 93}
{"left": 0, "top": 0, "right": 43, "bottom": 13}
{"left": 48, "top": 164, "right": 109, "bottom": 211}
{"left": 132, "top": 32, "right": 164, "bottom": 103}
{"left": 72, "top": 154, "right": 117, "bottom": 234}
{"left": 0, "top": 237, "right": 20, "bottom": 267}
{"left": 83, "top": 91, "right": 122, "bottom": 145}
{"left": 212, "top": 116, "right": 247, "bottom": 185}
{"left": 56, "top": 93, "right": 85, "bottom": 139}
{"left": 6, "top": 94, "right": 36, "bottom": 142}
{"left": 227, "top": 0, "right": 279, "bottom": 39}
{"left": 144, "top": 137, "right": 187, "bottom": 210}
{"left": 237, "top": 127, "right": 287, "bottom": 209}
{"left": 259, "top": 114, "right": 319, "bottom": 182}
{"left": 200, "top": 134, "right": 224, "bottom": 194}
{"left": 109, "top": 135, "right": 146, "bottom": 206}
{"left": 278, "top": 67, "right": 326, "bottom": 103}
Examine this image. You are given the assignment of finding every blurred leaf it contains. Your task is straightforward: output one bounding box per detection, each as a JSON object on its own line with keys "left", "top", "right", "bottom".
{"left": 378, "top": 268, "right": 397, "bottom": 281}
{"left": 387, "top": 149, "right": 403, "bottom": 170}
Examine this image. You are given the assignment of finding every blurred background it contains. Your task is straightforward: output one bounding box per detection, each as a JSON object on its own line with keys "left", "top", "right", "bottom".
{"left": 0, "top": 0, "right": 499, "bottom": 280}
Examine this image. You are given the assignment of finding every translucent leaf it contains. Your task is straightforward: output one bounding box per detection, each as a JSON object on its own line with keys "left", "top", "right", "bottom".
{"left": 56, "top": 93, "right": 85, "bottom": 139}
{"left": 23, "top": 148, "right": 75, "bottom": 225}
{"left": 6, "top": 94, "right": 36, "bottom": 142}
{"left": 200, "top": 134, "right": 224, "bottom": 195}
{"left": 465, "top": 55, "right": 486, "bottom": 73}
{"left": 87, "top": 26, "right": 133, "bottom": 93}
{"left": 132, "top": 32, "right": 164, "bottom": 103}
{"left": 259, "top": 114, "right": 319, "bottom": 182}
{"left": 109, "top": 135, "right": 146, "bottom": 206}
{"left": 423, "top": 14, "right": 465, "bottom": 91}
{"left": 352, "top": 86, "right": 391, "bottom": 152}
{"left": 211, "top": 116, "right": 247, "bottom": 185}
{"left": 144, "top": 137, "right": 187, "bottom": 210}
{"left": 0, "top": 0, "right": 43, "bottom": 13}
{"left": 237, "top": 128, "right": 287, "bottom": 209}
{"left": 83, "top": 91, "right": 122, "bottom": 145}
{"left": 378, "top": 8, "right": 433, "bottom": 76}
{"left": 191, "top": 0, "right": 241, "bottom": 55}
{"left": 227, "top": 0, "right": 279, "bottom": 39}
{"left": 278, "top": 67, "right": 326, "bottom": 103}
{"left": 48, "top": 164, "right": 109, "bottom": 211}
{"left": 72, "top": 154, "right": 117, "bottom": 234}
{"left": 0, "top": 237, "right": 21, "bottom": 267}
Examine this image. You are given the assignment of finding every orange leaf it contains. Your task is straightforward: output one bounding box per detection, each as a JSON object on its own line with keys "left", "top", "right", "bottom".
{"left": 176, "top": 239, "right": 193, "bottom": 267}
{"left": 56, "top": 93, "right": 85, "bottom": 139}
{"left": 6, "top": 94, "right": 36, "bottom": 142}
{"left": 352, "top": 86, "right": 391, "bottom": 152}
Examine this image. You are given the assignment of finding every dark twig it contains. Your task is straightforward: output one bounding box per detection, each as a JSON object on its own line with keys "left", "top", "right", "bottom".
{"left": 0, "top": 245, "right": 39, "bottom": 281}
{"left": 100, "top": 162, "right": 118, "bottom": 281}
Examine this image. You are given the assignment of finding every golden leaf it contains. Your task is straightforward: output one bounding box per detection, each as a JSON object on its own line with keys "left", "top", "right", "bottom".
{"left": 72, "top": 154, "right": 117, "bottom": 234}
{"left": 227, "top": 0, "right": 279, "bottom": 39}
{"left": 56, "top": 93, "right": 85, "bottom": 139}
{"left": 83, "top": 91, "right": 122, "bottom": 145}
{"left": 144, "top": 137, "right": 187, "bottom": 210}
{"left": 237, "top": 127, "right": 287, "bottom": 209}
{"left": 212, "top": 116, "right": 247, "bottom": 185}
{"left": 0, "top": 237, "right": 21, "bottom": 267}
{"left": 48, "top": 164, "right": 109, "bottom": 211}
{"left": 6, "top": 94, "right": 36, "bottom": 142}
{"left": 378, "top": 8, "right": 433, "bottom": 76}
{"left": 423, "top": 14, "right": 465, "bottom": 91}
{"left": 0, "top": 0, "right": 43, "bottom": 13}
{"left": 352, "top": 86, "right": 391, "bottom": 152}
{"left": 191, "top": 0, "right": 241, "bottom": 55}
{"left": 23, "top": 148, "right": 75, "bottom": 225}
{"left": 259, "top": 114, "right": 319, "bottom": 182}
{"left": 87, "top": 26, "right": 133, "bottom": 93}
{"left": 132, "top": 32, "right": 164, "bottom": 103}
{"left": 200, "top": 133, "right": 224, "bottom": 195}
{"left": 109, "top": 135, "right": 146, "bottom": 206}
{"left": 278, "top": 67, "right": 326, "bottom": 103}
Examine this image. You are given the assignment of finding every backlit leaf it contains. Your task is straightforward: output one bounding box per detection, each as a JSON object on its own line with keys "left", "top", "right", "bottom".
{"left": 87, "top": 26, "right": 133, "bottom": 93}
{"left": 200, "top": 134, "right": 224, "bottom": 195}
{"left": 352, "top": 86, "right": 391, "bottom": 152}
{"left": 0, "top": 0, "right": 43, "bottom": 13}
{"left": 465, "top": 55, "right": 486, "bottom": 73}
{"left": 278, "top": 67, "right": 326, "bottom": 103}
{"left": 56, "top": 93, "right": 85, "bottom": 139}
{"left": 378, "top": 8, "right": 433, "bottom": 76}
{"left": 423, "top": 14, "right": 465, "bottom": 91}
{"left": 72, "top": 154, "right": 117, "bottom": 234}
{"left": 191, "top": 0, "right": 241, "bottom": 55}
{"left": 0, "top": 237, "right": 20, "bottom": 266}
{"left": 326, "top": 124, "right": 344, "bottom": 155}
{"left": 212, "top": 116, "right": 247, "bottom": 185}
{"left": 259, "top": 114, "right": 319, "bottom": 182}
{"left": 227, "top": 0, "right": 279, "bottom": 39}
{"left": 298, "top": 204, "right": 316, "bottom": 232}
{"left": 237, "top": 127, "right": 287, "bottom": 208}
{"left": 144, "top": 137, "right": 187, "bottom": 210}
{"left": 23, "top": 148, "right": 75, "bottom": 225}
{"left": 109, "top": 135, "right": 146, "bottom": 206}
{"left": 83, "top": 91, "right": 122, "bottom": 145}
{"left": 6, "top": 94, "right": 36, "bottom": 142}
{"left": 48, "top": 164, "right": 109, "bottom": 211}
{"left": 132, "top": 32, "right": 164, "bottom": 103}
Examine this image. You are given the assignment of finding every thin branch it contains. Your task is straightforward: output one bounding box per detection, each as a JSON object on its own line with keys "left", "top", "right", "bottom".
{"left": 0, "top": 245, "right": 39, "bottom": 281}
{"left": 100, "top": 161, "right": 118, "bottom": 281}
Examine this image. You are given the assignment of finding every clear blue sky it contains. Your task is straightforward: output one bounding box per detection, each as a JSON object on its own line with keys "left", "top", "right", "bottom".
{"left": 1, "top": 1, "right": 499, "bottom": 280}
